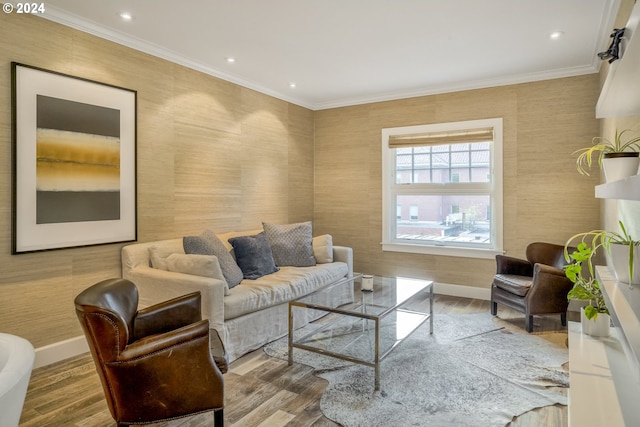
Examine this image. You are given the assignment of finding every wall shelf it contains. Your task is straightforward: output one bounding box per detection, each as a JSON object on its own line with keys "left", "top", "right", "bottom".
{"left": 595, "top": 174, "right": 640, "bottom": 200}
{"left": 596, "top": 1, "right": 640, "bottom": 118}
{"left": 568, "top": 267, "right": 640, "bottom": 426}
{"left": 568, "top": 322, "right": 640, "bottom": 426}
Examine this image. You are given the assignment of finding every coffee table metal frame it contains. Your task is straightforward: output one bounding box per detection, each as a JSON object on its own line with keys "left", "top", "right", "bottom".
{"left": 288, "top": 274, "right": 433, "bottom": 390}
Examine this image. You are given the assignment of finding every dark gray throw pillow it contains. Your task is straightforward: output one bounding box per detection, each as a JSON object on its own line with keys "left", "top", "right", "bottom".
{"left": 228, "top": 232, "right": 279, "bottom": 280}
{"left": 183, "top": 230, "right": 244, "bottom": 288}
{"left": 263, "top": 221, "right": 316, "bottom": 267}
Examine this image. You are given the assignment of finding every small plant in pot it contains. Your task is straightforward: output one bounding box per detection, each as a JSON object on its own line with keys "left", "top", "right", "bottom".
{"left": 574, "top": 129, "right": 640, "bottom": 182}
{"left": 565, "top": 220, "right": 640, "bottom": 287}
{"left": 564, "top": 242, "right": 610, "bottom": 336}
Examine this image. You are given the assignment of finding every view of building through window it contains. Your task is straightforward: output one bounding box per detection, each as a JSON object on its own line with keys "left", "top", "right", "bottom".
{"left": 394, "top": 142, "right": 492, "bottom": 245}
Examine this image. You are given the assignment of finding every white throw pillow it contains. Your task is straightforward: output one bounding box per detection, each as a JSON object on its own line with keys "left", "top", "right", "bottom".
{"left": 166, "top": 253, "right": 230, "bottom": 295}
{"left": 148, "top": 245, "right": 177, "bottom": 270}
{"left": 313, "top": 234, "right": 333, "bottom": 264}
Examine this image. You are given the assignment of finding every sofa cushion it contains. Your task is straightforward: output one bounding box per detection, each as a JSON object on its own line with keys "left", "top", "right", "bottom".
{"left": 184, "top": 230, "right": 244, "bottom": 288}
{"left": 312, "top": 234, "right": 333, "bottom": 264}
{"left": 263, "top": 221, "right": 316, "bottom": 267}
{"left": 223, "top": 262, "right": 349, "bottom": 320}
{"left": 228, "top": 232, "right": 279, "bottom": 280}
{"left": 148, "top": 245, "right": 177, "bottom": 270}
{"left": 165, "top": 253, "right": 230, "bottom": 295}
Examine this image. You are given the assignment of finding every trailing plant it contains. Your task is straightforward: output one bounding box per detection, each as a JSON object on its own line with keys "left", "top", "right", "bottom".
{"left": 574, "top": 129, "right": 640, "bottom": 176}
{"left": 564, "top": 242, "right": 609, "bottom": 320}
{"left": 564, "top": 220, "right": 639, "bottom": 285}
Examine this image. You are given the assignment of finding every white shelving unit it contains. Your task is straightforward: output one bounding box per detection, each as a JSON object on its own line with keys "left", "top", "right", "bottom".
{"left": 568, "top": 176, "right": 640, "bottom": 426}
{"left": 596, "top": 1, "right": 640, "bottom": 118}
{"left": 595, "top": 174, "right": 640, "bottom": 200}
{"left": 568, "top": 322, "right": 640, "bottom": 426}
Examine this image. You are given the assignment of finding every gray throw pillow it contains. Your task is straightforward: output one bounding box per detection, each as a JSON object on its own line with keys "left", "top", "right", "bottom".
{"left": 228, "top": 232, "right": 279, "bottom": 280}
{"left": 183, "top": 230, "right": 244, "bottom": 288}
{"left": 263, "top": 221, "right": 316, "bottom": 267}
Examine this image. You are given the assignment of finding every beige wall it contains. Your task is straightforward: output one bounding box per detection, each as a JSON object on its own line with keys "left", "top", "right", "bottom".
{"left": 0, "top": 13, "right": 314, "bottom": 347}
{"left": 314, "top": 76, "right": 602, "bottom": 287}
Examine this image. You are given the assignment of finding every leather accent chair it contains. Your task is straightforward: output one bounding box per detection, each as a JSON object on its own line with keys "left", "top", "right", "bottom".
{"left": 491, "top": 242, "right": 573, "bottom": 332}
{"left": 74, "top": 278, "right": 224, "bottom": 427}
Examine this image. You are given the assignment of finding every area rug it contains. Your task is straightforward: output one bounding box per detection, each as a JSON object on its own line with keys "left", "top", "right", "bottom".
{"left": 264, "top": 312, "right": 568, "bottom": 427}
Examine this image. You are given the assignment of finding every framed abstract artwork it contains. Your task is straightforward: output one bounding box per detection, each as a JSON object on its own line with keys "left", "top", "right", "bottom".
{"left": 11, "top": 63, "right": 137, "bottom": 253}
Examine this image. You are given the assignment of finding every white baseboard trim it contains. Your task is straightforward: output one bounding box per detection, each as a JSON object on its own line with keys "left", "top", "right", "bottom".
{"left": 434, "top": 282, "right": 491, "bottom": 301}
{"left": 34, "top": 336, "right": 89, "bottom": 369}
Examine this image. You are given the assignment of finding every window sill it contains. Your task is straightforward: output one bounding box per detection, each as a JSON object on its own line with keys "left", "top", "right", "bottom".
{"left": 382, "top": 242, "right": 502, "bottom": 259}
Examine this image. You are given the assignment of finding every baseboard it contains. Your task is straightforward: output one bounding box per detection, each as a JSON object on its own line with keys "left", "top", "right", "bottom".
{"left": 434, "top": 282, "right": 491, "bottom": 301}
{"left": 34, "top": 336, "right": 89, "bottom": 369}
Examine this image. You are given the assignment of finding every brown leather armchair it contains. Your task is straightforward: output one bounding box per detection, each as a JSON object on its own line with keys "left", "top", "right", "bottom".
{"left": 491, "top": 242, "right": 573, "bottom": 332}
{"left": 74, "top": 278, "right": 224, "bottom": 427}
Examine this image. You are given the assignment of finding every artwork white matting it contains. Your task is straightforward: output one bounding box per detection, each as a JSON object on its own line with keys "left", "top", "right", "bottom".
{"left": 12, "top": 63, "right": 137, "bottom": 253}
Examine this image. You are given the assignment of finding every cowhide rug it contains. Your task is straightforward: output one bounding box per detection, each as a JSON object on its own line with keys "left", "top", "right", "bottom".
{"left": 264, "top": 312, "right": 568, "bottom": 427}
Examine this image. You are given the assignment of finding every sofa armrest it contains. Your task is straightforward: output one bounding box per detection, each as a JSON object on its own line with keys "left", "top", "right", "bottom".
{"left": 123, "top": 265, "right": 225, "bottom": 333}
{"left": 333, "top": 246, "right": 353, "bottom": 278}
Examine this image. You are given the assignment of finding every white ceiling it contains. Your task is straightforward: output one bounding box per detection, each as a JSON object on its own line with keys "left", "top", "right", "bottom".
{"left": 40, "top": 0, "right": 620, "bottom": 110}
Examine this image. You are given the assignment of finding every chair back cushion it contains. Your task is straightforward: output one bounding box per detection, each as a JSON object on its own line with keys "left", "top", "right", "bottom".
{"left": 74, "top": 279, "right": 139, "bottom": 360}
{"left": 526, "top": 242, "right": 567, "bottom": 269}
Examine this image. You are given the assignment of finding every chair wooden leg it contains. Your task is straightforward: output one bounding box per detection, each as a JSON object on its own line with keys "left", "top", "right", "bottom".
{"left": 561, "top": 312, "right": 567, "bottom": 326}
{"left": 491, "top": 301, "right": 497, "bottom": 315}
{"left": 525, "top": 315, "right": 533, "bottom": 333}
{"left": 214, "top": 409, "right": 224, "bottom": 426}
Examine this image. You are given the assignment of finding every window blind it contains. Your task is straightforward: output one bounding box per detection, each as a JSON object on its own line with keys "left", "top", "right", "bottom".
{"left": 388, "top": 128, "right": 493, "bottom": 149}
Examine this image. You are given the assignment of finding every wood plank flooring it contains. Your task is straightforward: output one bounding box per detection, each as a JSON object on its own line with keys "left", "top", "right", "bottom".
{"left": 19, "top": 295, "right": 570, "bottom": 427}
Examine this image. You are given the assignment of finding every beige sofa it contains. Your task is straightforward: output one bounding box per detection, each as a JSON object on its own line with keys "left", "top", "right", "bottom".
{"left": 121, "top": 229, "right": 353, "bottom": 362}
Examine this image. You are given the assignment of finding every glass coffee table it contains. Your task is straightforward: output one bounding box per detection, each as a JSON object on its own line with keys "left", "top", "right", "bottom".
{"left": 288, "top": 274, "right": 433, "bottom": 390}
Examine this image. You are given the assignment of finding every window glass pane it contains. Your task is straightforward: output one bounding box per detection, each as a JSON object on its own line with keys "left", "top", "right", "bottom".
{"left": 451, "top": 152, "right": 469, "bottom": 166}
{"left": 431, "top": 152, "right": 449, "bottom": 168}
{"left": 451, "top": 143, "right": 469, "bottom": 151}
{"left": 394, "top": 142, "right": 490, "bottom": 184}
{"left": 413, "top": 169, "right": 431, "bottom": 183}
{"left": 451, "top": 168, "right": 469, "bottom": 182}
{"left": 395, "top": 194, "right": 491, "bottom": 245}
{"left": 396, "top": 171, "right": 412, "bottom": 184}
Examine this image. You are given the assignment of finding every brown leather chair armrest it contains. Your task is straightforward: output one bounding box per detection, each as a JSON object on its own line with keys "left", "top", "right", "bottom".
{"left": 495, "top": 254, "right": 533, "bottom": 276}
{"left": 106, "top": 319, "right": 224, "bottom": 422}
{"left": 527, "top": 264, "right": 573, "bottom": 313}
{"left": 122, "top": 319, "right": 210, "bottom": 361}
{"left": 133, "top": 292, "right": 202, "bottom": 340}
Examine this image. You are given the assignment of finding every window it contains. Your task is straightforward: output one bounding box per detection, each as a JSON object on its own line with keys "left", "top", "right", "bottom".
{"left": 381, "top": 118, "right": 503, "bottom": 259}
{"left": 410, "top": 205, "right": 419, "bottom": 221}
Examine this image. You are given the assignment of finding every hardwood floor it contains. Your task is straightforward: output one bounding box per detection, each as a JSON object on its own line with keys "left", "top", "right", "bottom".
{"left": 19, "top": 295, "right": 569, "bottom": 427}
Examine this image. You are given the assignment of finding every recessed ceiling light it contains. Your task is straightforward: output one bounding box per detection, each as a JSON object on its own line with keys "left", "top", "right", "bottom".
{"left": 226, "top": 57, "right": 236, "bottom": 63}
{"left": 118, "top": 12, "right": 133, "bottom": 21}
{"left": 289, "top": 82, "right": 297, "bottom": 89}
{"left": 550, "top": 31, "right": 564, "bottom": 40}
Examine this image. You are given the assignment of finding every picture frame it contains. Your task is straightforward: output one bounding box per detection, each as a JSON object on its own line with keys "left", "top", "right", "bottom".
{"left": 11, "top": 63, "right": 137, "bottom": 253}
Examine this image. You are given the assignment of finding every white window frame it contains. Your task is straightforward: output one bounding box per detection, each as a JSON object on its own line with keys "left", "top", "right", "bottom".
{"left": 381, "top": 118, "right": 503, "bottom": 259}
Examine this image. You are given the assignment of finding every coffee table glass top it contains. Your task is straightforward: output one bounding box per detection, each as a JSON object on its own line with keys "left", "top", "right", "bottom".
{"left": 288, "top": 275, "right": 433, "bottom": 389}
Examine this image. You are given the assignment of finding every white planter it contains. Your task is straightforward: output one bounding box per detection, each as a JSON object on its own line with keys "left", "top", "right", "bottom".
{"left": 580, "top": 307, "right": 611, "bottom": 337}
{"left": 607, "top": 243, "right": 640, "bottom": 285}
{"left": 602, "top": 155, "right": 640, "bottom": 182}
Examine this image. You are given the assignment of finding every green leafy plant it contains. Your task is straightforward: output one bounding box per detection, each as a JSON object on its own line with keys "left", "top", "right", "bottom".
{"left": 564, "top": 242, "right": 609, "bottom": 320}
{"left": 574, "top": 129, "right": 640, "bottom": 176}
{"left": 564, "top": 220, "right": 639, "bottom": 285}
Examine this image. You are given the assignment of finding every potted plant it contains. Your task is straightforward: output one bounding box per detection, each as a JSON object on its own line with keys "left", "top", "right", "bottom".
{"left": 565, "top": 220, "right": 640, "bottom": 286}
{"left": 564, "top": 242, "right": 610, "bottom": 336}
{"left": 574, "top": 129, "right": 640, "bottom": 182}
